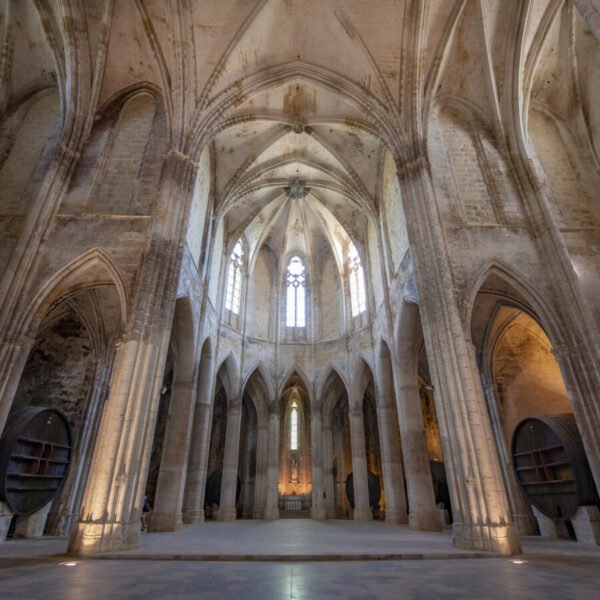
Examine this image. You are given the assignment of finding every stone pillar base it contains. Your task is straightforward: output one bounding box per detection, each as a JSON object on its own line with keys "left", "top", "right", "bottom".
{"left": 572, "top": 505, "right": 600, "bottom": 545}
{"left": 385, "top": 509, "right": 408, "bottom": 525}
{"left": 452, "top": 522, "right": 521, "bottom": 555}
{"left": 0, "top": 502, "right": 13, "bottom": 542}
{"left": 533, "top": 506, "right": 570, "bottom": 539}
{"left": 264, "top": 507, "right": 279, "bottom": 520}
{"left": 217, "top": 506, "right": 237, "bottom": 522}
{"left": 311, "top": 507, "right": 326, "bottom": 520}
{"left": 352, "top": 508, "right": 372, "bottom": 522}
{"left": 182, "top": 509, "right": 205, "bottom": 524}
{"left": 68, "top": 520, "right": 141, "bottom": 556}
{"left": 147, "top": 511, "right": 183, "bottom": 532}
{"left": 14, "top": 503, "right": 51, "bottom": 538}
{"left": 409, "top": 510, "right": 441, "bottom": 532}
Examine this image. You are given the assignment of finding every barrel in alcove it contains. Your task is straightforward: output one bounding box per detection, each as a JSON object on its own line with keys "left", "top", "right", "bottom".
{"left": 345, "top": 471, "right": 381, "bottom": 509}
{"left": 0, "top": 407, "right": 72, "bottom": 516}
{"left": 511, "top": 414, "right": 598, "bottom": 520}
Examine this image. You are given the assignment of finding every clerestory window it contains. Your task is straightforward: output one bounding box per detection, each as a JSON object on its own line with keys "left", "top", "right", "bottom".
{"left": 348, "top": 242, "right": 366, "bottom": 317}
{"left": 225, "top": 240, "right": 244, "bottom": 314}
{"left": 286, "top": 255, "right": 306, "bottom": 327}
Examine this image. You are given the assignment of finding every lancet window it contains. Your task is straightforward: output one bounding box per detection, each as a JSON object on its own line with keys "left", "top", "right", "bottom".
{"left": 286, "top": 255, "right": 306, "bottom": 327}
{"left": 225, "top": 240, "right": 244, "bottom": 315}
{"left": 348, "top": 242, "right": 366, "bottom": 316}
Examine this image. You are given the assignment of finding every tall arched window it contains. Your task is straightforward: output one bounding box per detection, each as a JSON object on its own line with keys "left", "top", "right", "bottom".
{"left": 290, "top": 400, "right": 298, "bottom": 450}
{"left": 348, "top": 242, "right": 366, "bottom": 316}
{"left": 286, "top": 255, "right": 306, "bottom": 327}
{"left": 225, "top": 240, "right": 244, "bottom": 314}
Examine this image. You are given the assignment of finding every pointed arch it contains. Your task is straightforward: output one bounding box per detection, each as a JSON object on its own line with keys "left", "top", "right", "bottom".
{"left": 465, "top": 259, "right": 563, "bottom": 344}
{"left": 21, "top": 247, "right": 127, "bottom": 336}
{"left": 95, "top": 81, "right": 166, "bottom": 123}
{"left": 319, "top": 364, "right": 349, "bottom": 421}
{"left": 278, "top": 364, "right": 313, "bottom": 403}
{"left": 431, "top": 94, "right": 501, "bottom": 143}
{"left": 216, "top": 352, "right": 240, "bottom": 402}
{"left": 316, "top": 361, "right": 348, "bottom": 403}
{"left": 242, "top": 361, "right": 274, "bottom": 401}
{"left": 350, "top": 356, "right": 375, "bottom": 409}
{"left": 395, "top": 299, "right": 423, "bottom": 362}
{"left": 242, "top": 363, "right": 273, "bottom": 421}
{"left": 375, "top": 338, "right": 397, "bottom": 411}
{"left": 196, "top": 336, "right": 214, "bottom": 387}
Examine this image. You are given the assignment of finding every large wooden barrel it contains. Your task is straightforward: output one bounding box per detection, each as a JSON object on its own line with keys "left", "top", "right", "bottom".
{"left": 345, "top": 471, "right": 381, "bottom": 509}
{"left": 0, "top": 407, "right": 72, "bottom": 516}
{"left": 512, "top": 414, "right": 598, "bottom": 520}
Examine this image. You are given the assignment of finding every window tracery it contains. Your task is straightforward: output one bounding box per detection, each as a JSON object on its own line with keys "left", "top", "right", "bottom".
{"left": 286, "top": 255, "right": 306, "bottom": 328}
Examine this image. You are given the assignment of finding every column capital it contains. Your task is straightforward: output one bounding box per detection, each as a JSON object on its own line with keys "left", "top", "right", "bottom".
{"left": 349, "top": 408, "right": 363, "bottom": 419}
{"left": 228, "top": 403, "right": 242, "bottom": 416}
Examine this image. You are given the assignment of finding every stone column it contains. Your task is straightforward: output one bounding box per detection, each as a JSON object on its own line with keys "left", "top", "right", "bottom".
{"left": 0, "top": 337, "right": 35, "bottom": 434}
{"left": 394, "top": 382, "right": 440, "bottom": 531}
{"left": 375, "top": 403, "right": 408, "bottom": 524}
{"left": 322, "top": 422, "right": 336, "bottom": 518}
{"left": 572, "top": 505, "right": 600, "bottom": 545}
{"left": 264, "top": 403, "right": 280, "bottom": 520}
{"left": 348, "top": 408, "right": 372, "bottom": 521}
{"left": 311, "top": 403, "right": 326, "bottom": 519}
{"left": 398, "top": 160, "right": 520, "bottom": 554}
{"left": 148, "top": 379, "right": 197, "bottom": 532}
{"left": 481, "top": 373, "right": 537, "bottom": 535}
{"left": 253, "top": 417, "right": 269, "bottom": 519}
{"left": 332, "top": 418, "right": 347, "bottom": 517}
{"left": 68, "top": 151, "right": 197, "bottom": 556}
{"left": 218, "top": 401, "right": 242, "bottom": 521}
{"left": 183, "top": 353, "right": 215, "bottom": 524}
{"left": 45, "top": 368, "right": 112, "bottom": 536}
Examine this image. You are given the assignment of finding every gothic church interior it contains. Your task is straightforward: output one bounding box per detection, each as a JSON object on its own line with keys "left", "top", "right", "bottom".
{"left": 0, "top": 0, "right": 599, "bottom": 572}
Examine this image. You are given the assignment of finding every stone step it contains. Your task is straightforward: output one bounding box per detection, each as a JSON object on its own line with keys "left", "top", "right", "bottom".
{"left": 279, "top": 511, "right": 311, "bottom": 519}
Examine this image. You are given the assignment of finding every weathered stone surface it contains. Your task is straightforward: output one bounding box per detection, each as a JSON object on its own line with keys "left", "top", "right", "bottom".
{"left": 0, "top": 2, "right": 597, "bottom": 561}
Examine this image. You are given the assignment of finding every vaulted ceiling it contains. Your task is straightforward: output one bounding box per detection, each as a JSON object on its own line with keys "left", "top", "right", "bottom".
{"left": 3, "top": 0, "right": 598, "bottom": 260}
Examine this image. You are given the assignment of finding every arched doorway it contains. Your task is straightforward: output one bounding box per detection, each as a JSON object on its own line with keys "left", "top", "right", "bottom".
{"left": 471, "top": 271, "right": 600, "bottom": 540}
{"left": 323, "top": 373, "right": 352, "bottom": 519}
{"left": 4, "top": 284, "right": 122, "bottom": 540}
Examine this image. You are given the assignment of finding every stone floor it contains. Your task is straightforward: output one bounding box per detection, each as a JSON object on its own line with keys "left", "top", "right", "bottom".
{"left": 0, "top": 520, "right": 598, "bottom": 599}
